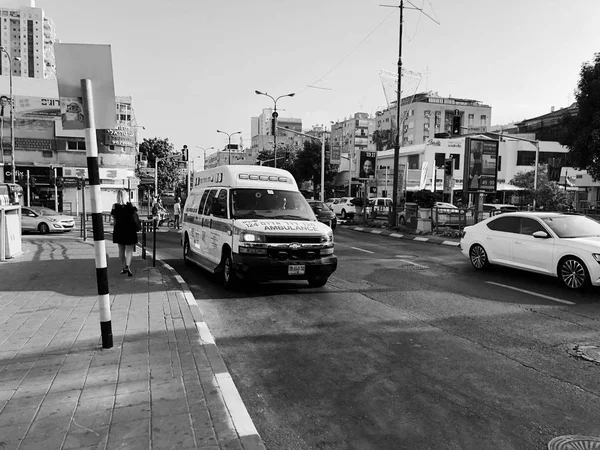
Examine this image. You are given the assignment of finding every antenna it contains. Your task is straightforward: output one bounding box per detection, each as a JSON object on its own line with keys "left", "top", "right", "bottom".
{"left": 379, "top": 0, "right": 440, "bottom": 227}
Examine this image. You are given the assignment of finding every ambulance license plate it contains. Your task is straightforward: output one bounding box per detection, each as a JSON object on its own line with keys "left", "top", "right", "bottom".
{"left": 288, "top": 265, "right": 305, "bottom": 275}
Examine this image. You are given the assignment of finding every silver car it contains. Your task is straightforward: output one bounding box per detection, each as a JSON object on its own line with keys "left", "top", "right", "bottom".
{"left": 21, "top": 206, "right": 75, "bottom": 234}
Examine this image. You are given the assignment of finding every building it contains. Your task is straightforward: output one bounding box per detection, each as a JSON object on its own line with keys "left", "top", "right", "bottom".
{"left": 0, "top": 0, "right": 57, "bottom": 79}
{"left": 250, "top": 108, "right": 302, "bottom": 158}
{"left": 330, "top": 112, "right": 376, "bottom": 195}
{"left": 514, "top": 103, "right": 577, "bottom": 144}
{"left": 204, "top": 144, "right": 247, "bottom": 169}
{"left": 373, "top": 134, "right": 570, "bottom": 204}
{"left": 374, "top": 92, "right": 492, "bottom": 150}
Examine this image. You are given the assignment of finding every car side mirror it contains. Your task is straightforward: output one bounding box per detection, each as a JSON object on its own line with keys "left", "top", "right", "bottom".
{"left": 313, "top": 206, "right": 322, "bottom": 213}
{"left": 532, "top": 231, "right": 550, "bottom": 239}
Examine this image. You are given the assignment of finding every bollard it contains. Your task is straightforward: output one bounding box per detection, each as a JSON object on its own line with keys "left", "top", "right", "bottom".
{"left": 152, "top": 218, "right": 156, "bottom": 267}
{"left": 141, "top": 221, "right": 146, "bottom": 260}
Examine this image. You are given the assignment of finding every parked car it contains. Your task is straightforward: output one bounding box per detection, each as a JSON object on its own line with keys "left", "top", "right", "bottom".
{"left": 308, "top": 200, "right": 337, "bottom": 229}
{"left": 21, "top": 206, "right": 75, "bottom": 234}
{"left": 368, "top": 197, "right": 393, "bottom": 212}
{"left": 461, "top": 211, "right": 600, "bottom": 290}
{"left": 329, "top": 197, "right": 356, "bottom": 220}
{"left": 482, "top": 203, "right": 519, "bottom": 218}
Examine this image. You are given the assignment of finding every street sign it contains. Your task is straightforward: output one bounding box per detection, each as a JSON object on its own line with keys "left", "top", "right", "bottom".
{"left": 138, "top": 167, "right": 155, "bottom": 177}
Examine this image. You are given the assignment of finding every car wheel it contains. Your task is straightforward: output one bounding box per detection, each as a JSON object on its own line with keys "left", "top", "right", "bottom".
{"left": 308, "top": 277, "right": 328, "bottom": 288}
{"left": 469, "top": 244, "right": 489, "bottom": 270}
{"left": 183, "top": 236, "right": 191, "bottom": 267}
{"left": 38, "top": 223, "right": 50, "bottom": 234}
{"left": 222, "top": 249, "right": 238, "bottom": 289}
{"left": 558, "top": 256, "right": 589, "bottom": 290}
{"left": 341, "top": 210, "right": 347, "bottom": 220}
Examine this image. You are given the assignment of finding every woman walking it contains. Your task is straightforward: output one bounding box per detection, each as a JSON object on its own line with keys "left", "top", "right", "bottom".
{"left": 111, "top": 190, "right": 141, "bottom": 277}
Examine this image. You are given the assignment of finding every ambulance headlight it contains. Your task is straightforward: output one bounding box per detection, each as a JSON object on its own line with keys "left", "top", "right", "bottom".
{"left": 240, "top": 232, "right": 265, "bottom": 243}
{"left": 321, "top": 232, "right": 333, "bottom": 244}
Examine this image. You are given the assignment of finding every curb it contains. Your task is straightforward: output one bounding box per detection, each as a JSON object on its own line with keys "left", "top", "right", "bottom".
{"left": 343, "top": 225, "right": 461, "bottom": 247}
{"left": 154, "top": 254, "right": 266, "bottom": 450}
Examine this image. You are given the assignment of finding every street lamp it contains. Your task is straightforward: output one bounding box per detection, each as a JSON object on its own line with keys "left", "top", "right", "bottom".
{"left": 255, "top": 90, "right": 295, "bottom": 168}
{"left": 0, "top": 46, "right": 20, "bottom": 183}
{"left": 194, "top": 146, "right": 214, "bottom": 172}
{"left": 216, "top": 130, "right": 241, "bottom": 165}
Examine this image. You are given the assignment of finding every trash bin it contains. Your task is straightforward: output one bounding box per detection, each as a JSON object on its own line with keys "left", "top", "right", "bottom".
{"left": 0, "top": 205, "right": 22, "bottom": 261}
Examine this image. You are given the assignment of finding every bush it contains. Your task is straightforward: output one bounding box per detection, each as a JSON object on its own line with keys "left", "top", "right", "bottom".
{"left": 414, "top": 189, "right": 436, "bottom": 209}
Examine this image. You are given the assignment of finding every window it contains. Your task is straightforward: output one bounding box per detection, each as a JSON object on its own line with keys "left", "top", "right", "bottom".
{"left": 434, "top": 153, "right": 446, "bottom": 168}
{"left": 198, "top": 190, "right": 209, "bottom": 215}
{"left": 408, "top": 154, "right": 419, "bottom": 170}
{"left": 481, "top": 115, "right": 487, "bottom": 127}
{"left": 487, "top": 216, "right": 519, "bottom": 233}
{"left": 519, "top": 218, "right": 546, "bottom": 235}
{"left": 517, "top": 151, "right": 536, "bottom": 166}
{"left": 67, "top": 141, "right": 86, "bottom": 151}
{"left": 203, "top": 189, "right": 218, "bottom": 215}
{"left": 497, "top": 155, "right": 502, "bottom": 171}
{"left": 213, "top": 189, "right": 228, "bottom": 218}
{"left": 450, "top": 153, "right": 460, "bottom": 170}
{"left": 468, "top": 114, "right": 474, "bottom": 126}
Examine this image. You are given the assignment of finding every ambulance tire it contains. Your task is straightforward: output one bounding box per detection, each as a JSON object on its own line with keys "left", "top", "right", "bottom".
{"left": 308, "top": 277, "right": 328, "bottom": 288}
{"left": 221, "top": 249, "right": 238, "bottom": 289}
{"left": 183, "top": 235, "right": 191, "bottom": 267}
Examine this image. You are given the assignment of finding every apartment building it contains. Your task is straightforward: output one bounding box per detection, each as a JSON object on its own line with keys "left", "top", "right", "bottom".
{"left": 374, "top": 92, "right": 492, "bottom": 150}
{"left": 0, "top": 0, "right": 57, "bottom": 79}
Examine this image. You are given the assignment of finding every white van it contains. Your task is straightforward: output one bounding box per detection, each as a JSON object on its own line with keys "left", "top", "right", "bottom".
{"left": 182, "top": 165, "right": 337, "bottom": 288}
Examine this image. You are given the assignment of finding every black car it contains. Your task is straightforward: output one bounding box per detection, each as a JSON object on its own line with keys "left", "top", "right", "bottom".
{"left": 308, "top": 200, "right": 337, "bottom": 230}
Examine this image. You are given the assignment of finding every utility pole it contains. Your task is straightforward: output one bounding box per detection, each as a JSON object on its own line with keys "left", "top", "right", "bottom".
{"left": 381, "top": 1, "right": 439, "bottom": 227}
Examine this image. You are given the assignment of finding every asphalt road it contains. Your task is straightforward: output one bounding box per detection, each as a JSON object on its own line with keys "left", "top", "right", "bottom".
{"left": 152, "top": 226, "right": 600, "bottom": 450}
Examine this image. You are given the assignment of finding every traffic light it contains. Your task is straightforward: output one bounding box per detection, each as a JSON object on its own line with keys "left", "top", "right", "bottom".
{"left": 77, "top": 178, "right": 82, "bottom": 190}
{"left": 30, "top": 176, "right": 36, "bottom": 188}
{"left": 181, "top": 145, "right": 188, "bottom": 161}
{"left": 271, "top": 111, "right": 278, "bottom": 136}
{"left": 444, "top": 158, "right": 454, "bottom": 176}
{"left": 452, "top": 115, "right": 461, "bottom": 135}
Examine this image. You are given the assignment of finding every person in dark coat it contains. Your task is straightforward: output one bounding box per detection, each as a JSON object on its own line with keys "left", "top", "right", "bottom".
{"left": 111, "top": 191, "right": 141, "bottom": 277}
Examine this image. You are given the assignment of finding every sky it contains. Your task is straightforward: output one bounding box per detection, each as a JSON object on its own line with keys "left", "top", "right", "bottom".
{"left": 27, "top": 0, "right": 600, "bottom": 162}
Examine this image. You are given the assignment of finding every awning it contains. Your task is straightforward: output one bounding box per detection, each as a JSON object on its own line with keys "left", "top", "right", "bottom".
{"left": 497, "top": 183, "right": 525, "bottom": 191}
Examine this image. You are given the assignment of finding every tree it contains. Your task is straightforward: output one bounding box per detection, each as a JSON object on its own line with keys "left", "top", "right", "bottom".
{"left": 256, "top": 146, "right": 296, "bottom": 173}
{"left": 137, "top": 137, "right": 179, "bottom": 194}
{"left": 292, "top": 140, "right": 337, "bottom": 198}
{"left": 510, "top": 164, "right": 570, "bottom": 210}
{"left": 561, "top": 52, "right": 600, "bottom": 179}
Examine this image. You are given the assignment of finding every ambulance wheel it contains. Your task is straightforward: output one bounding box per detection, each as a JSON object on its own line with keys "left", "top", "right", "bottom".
{"left": 222, "top": 249, "right": 238, "bottom": 289}
{"left": 183, "top": 236, "right": 191, "bottom": 267}
{"left": 308, "top": 277, "right": 328, "bottom": 288}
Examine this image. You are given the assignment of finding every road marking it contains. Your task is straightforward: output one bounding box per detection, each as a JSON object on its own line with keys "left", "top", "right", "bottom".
{"left": 351, "top": 246, "right": 374, "bottom": 254}
{"left": 395, "top": 257, "right": 428, "bottom": 268}
{"left": 395, "top": 254, "right": 416, "bottom": 258}
{"left": 370, "top": 230, "right": 383, "bottom": 234}
{"left": 485, "top": 281, "right": 576, "bottom": 305}
{"left": 354, "top": 227, "right": 365, "bottom": 231}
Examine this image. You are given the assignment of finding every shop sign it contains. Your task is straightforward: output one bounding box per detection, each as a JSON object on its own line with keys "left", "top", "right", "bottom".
{"left": 104, "top": 127, "right": 135, "bottom": 147}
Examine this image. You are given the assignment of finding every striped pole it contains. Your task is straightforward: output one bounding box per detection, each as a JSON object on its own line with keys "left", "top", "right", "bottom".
{"left": 81, "top": 78, "right": 112, "bottom": 349}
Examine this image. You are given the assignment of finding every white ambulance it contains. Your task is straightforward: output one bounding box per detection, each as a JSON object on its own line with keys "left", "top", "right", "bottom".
{"left": 182, "top": 165, "right": 337, "bottom": 288}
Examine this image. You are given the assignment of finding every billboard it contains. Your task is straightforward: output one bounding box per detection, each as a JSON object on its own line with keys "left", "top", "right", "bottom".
{"left": 358, "top": 150, "right": 376, "bottom": 180}
{"left": 463, "top": 137, "right": 499, "bottom": 193}
{"left": 330, "top": 144, "right": 341, "bottom": 165}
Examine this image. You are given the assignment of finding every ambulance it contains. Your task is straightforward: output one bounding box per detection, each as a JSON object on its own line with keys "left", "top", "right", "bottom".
{"left": 182, "top": 165, "right": 337, "bottom": 288}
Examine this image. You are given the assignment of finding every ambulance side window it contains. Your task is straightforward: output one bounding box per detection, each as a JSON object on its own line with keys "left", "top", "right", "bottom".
{"left": 203, "top": 189, "right": 218, "bottom": 216}
{"left": 213, "top": 189, "right": 228, "bottom": 218}
{"left": 198, "top": 189, "right": 209, "bottom": 215}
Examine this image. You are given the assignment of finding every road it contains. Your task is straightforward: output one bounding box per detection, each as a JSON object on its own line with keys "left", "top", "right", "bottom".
{"left": 150, "top": 226, "right": 600, "bottom": 450}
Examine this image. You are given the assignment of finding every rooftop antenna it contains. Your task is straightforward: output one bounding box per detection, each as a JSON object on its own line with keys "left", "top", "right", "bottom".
{"left": 379, "top": 0, "right": 440, "bottom": 227}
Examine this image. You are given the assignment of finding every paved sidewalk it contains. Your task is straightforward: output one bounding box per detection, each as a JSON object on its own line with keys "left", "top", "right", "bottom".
{"left": 0, "top": 234, "right": 265, "bottom": 450}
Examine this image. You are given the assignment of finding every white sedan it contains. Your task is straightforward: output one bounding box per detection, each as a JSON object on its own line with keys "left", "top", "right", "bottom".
{"left": 460, "top": 212, "right": 600, "bottom": 290}
{"left": 329, "top": 197, "right": 356, "bottom": 220}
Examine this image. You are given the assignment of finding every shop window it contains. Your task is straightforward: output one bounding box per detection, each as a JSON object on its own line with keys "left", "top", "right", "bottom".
{"left": 408, "top": 154, "right": 419, "bottom": 170}
{"left": 517, "top": 151, "right": 536, "bottom": 166}
{"left": 434, "top": 153, "right": 445, "bottom": 168}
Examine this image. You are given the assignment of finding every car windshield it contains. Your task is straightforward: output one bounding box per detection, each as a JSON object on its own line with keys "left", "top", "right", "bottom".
{"left": 542, "top": 215, "right": 600, "bottom": 238}
{"left": 35, "top": 208, "right": 59, "bottom": 216}
{"left": 309, "top": 201, "right": 331, "bottom": 211}
{"left": 231, "top": 188, "right": 316, "bottom": 221}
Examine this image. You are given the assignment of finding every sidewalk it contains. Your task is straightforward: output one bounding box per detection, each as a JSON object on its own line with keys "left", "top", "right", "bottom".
{"left": 342, "top": 224, "right": 462, "bottom": 247}
{"left": 0, "top": 234, "right": 265, "bottom": 450}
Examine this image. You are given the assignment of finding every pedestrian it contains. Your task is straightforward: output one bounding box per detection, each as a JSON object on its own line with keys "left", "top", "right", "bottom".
{"left": 173, "top": 197, "right": 181, "bottom": 229}
{"left": 111, "top": 190, "right": 141, "bottom": 277}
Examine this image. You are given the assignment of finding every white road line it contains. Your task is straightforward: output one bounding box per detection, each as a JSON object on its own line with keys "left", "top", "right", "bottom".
{"left": 485, "top": 281, "right": 576, "bottom": 305}
{"left": 395, "top": 257, "right": 428, "bottom": 268}
{"left": 351, "top": 246, "right": 374, "bottom": 254}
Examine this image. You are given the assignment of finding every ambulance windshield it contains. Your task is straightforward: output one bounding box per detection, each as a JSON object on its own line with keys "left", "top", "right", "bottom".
{"left": 231, "top": 189, "right": 316, "bottom": 221}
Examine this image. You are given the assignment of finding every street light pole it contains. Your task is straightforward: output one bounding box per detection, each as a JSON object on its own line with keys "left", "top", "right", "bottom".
{"left": 195, "top": 146, "right": 214, "bottom": 172}
{"left": 255, "top": 90, "right": 295, "bottom": 169}
{"left": 216, "top": 130, "right": 241, "bottom": 165}
{"left": 0, "top": 47, "right": 20, "bottom": 183}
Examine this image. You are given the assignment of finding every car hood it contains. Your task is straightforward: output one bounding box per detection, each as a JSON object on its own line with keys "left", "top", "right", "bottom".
{"left": 236, "top": 219, "right": 331, "bottom": 235}
{"left": 316, "top": 210, "right": 336, "bottom": 219}
{"left": 561, "top": 236, "right": 600, "bottom": 250}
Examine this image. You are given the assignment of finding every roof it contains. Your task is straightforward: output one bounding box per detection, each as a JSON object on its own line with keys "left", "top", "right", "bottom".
{"left": 191, "top": 165, "right": 298, "bottom": 191}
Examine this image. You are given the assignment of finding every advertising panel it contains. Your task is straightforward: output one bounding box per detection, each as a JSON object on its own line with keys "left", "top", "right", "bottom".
{"left": 463, "top": 138, "right": 499, "bottom": 193}
{"left": 14, "top": 96, "right": 61, "bottom": 119}
{"left": 358, "top": 151, "right": 376, "bottom": 180}
{"left": 330, "top": 144, "right": 341, "bottom": 165}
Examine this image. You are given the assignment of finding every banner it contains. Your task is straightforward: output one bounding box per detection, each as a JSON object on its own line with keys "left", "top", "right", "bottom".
{"left": 463, "top": 138, "right": 499, "bottom": 193}
{"left": 419, "top": 162, "right": 428, "bottom": 190}
{"left": 358, "top": 151, "right": 376, "bottom": 179}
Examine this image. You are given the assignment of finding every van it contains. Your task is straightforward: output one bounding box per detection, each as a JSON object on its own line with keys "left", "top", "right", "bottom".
{"left": 182, "top": 165, "right": 338, "bottom": 288}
